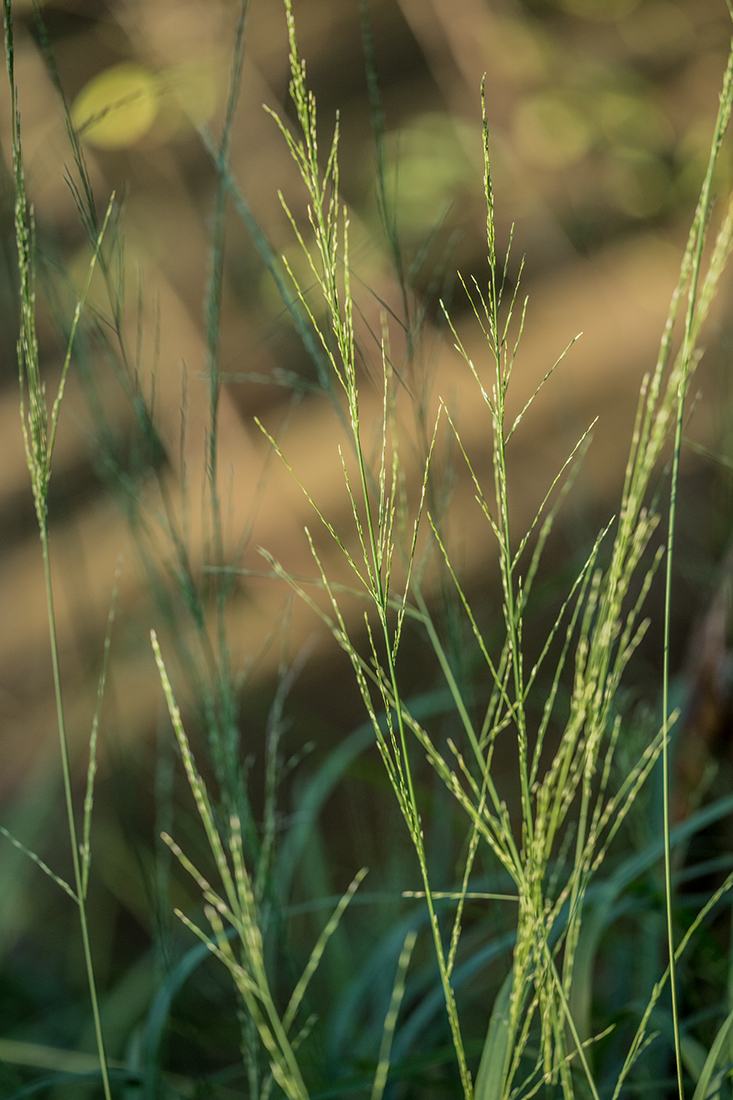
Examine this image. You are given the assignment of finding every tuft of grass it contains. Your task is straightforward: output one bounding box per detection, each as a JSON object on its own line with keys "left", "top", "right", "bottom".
{"left": 254, "top": 2, "right": 733, "bottom": 1097}
{"left": 5, "top": 0, "right": 733, "bottom": 1097}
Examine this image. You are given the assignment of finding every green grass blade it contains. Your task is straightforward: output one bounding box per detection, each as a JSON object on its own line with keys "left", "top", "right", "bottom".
{"left": 475, "top": 971, "right": 513, "bottom": 1100}
{"left": 370, "top": 930, "right": 417, "bottom": 1100}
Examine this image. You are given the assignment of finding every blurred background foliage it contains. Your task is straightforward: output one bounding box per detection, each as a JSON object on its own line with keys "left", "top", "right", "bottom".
{"left": 1, "top": 0, "right": 733, "bottom": 1095}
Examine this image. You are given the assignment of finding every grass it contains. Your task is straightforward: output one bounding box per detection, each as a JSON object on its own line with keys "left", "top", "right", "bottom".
{"left": 3, "top": 0, "right": 733, "bottom": 1097}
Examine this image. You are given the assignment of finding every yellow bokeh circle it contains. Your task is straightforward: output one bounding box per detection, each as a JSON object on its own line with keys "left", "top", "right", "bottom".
{"left": 71, "top": 63, "right": 159, "bottom": 150}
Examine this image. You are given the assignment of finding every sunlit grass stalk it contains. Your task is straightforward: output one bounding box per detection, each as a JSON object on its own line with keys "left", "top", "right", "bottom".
{"left": 3, "top": 2, "right": 115, "bottom": 1096}
{"left": 262, "top": 1, "right": 478, "bottom": 1091}
{"left": 152, "top": 629, "right": 377, "bottom": 1099}
{"left": 660, "top": 44, "right": 733, "bottom": 1100}
{"left": 151, "top": 631, "right": 311, "bottom": 1099}
{"left": 390, "top": 33, "right": 733, "bottom": 1099}
{"left": 436, "top": 84, "right": 614, "bottom": 1089}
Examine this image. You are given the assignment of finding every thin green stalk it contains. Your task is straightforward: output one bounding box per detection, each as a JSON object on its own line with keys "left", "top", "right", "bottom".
{"left": 341, "top": 219, "right": 472, "bottom": 1098}
{"left": 4, "top": 1, "right": 114, "bottom": 1092}
{"left": 371, "top": 930, "right": 417, "bottom": 1100}
{"left": 662, "top": 370, "right": 685, "bottom": 1100}
{"left": 661, "top": 44, "right": 733, "bottom": 1100}
{"left": 40, "top": 525, "right": 112, "bottom": 1100}
{"left": 493, "top": 386, "right": 533, "bottom": 850}
{"left": 380, "top": 614, "right": 473, "bottom": 1097}
{"left": 204, "top": 0, "right": 249, "bottom": 584}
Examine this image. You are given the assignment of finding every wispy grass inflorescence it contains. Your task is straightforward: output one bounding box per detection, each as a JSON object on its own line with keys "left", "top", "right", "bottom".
{"left": 3, "top": 2, "right": 116, "bottom": 1097}
{"left": 152, "top": 629, "right": 377, "bottom": 1100}
{"left": 259, "top": 0, "right": 478, "bottom": 1091}
{"left": 257, "top": 3, "right": 733, "bottom": 1098}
